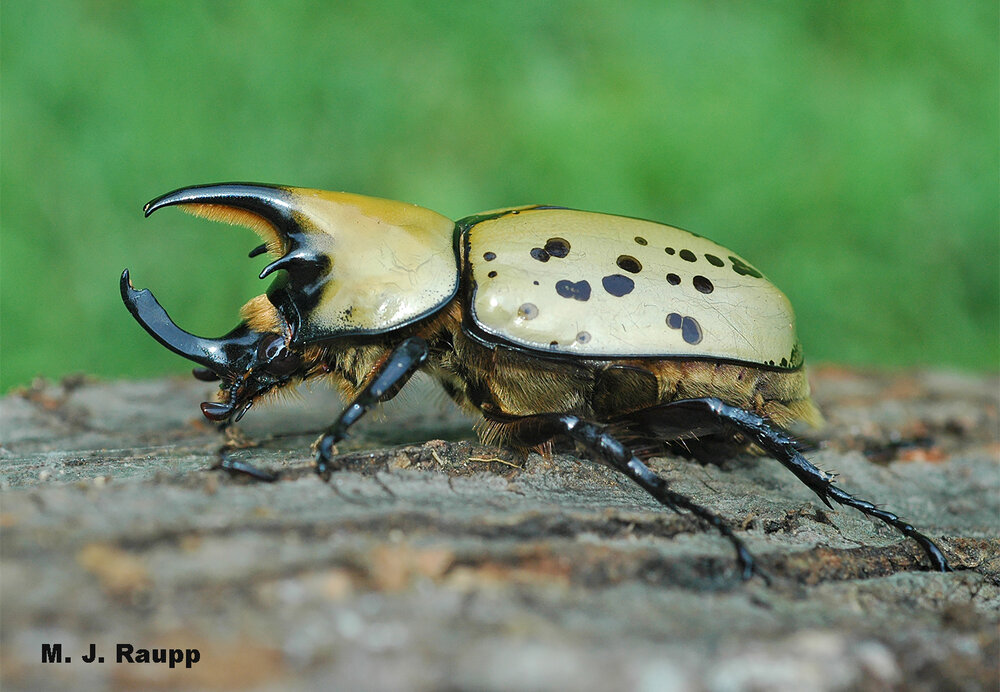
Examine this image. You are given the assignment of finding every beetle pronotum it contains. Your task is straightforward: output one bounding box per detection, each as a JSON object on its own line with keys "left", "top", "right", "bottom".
{"left": 121, "top": 183, "right": 949, "bottom": 578}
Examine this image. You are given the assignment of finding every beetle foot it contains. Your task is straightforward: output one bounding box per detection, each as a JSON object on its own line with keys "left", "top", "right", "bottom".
{"left": 314, "top": 435, "right": 340, "bottom": 481}
{"left": 214, "top": 452, "right": 280, "bottom": 482}
{"left": 736, "top": 547, "right": 772, "bottom": 585}
{"left": 211, "top": 429, "right": 277, "bottom": 481}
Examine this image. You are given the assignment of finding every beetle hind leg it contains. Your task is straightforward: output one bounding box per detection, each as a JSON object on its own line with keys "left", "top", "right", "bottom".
{"left": 628, "top": 398, "right": 950, "bottom": 572}
{"left": 497, "top": 412, "right": 762, "bottom": 581}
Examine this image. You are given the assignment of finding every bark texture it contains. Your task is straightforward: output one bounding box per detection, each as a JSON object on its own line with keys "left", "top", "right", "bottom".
{"left": 1, "top": 368, "right": 997, "bottom": 691}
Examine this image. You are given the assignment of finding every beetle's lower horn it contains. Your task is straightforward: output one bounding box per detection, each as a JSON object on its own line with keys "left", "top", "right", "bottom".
{"left": 120, "top": 269, "right": 257, "bottom": 375}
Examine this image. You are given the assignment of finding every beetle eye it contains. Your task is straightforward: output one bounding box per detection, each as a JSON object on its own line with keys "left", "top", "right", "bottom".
{"left": 257, "top": 334, "right": 301, "bottom": 376}
{"left": 258, "top": 334, "right": 285, "bottom": 360}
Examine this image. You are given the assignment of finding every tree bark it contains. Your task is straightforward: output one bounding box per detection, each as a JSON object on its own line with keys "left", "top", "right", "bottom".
{"left": 1, "top": 368, "right": 997, "bottom": 691}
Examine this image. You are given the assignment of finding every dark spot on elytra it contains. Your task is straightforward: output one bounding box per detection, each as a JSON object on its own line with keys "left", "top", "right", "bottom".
{"left": 681, "top": 316, "right": 703, "bottom": 344}
{"left": 693, "top": 275, "right": 714, "bottom": 294}
{"left": 555, "top": 279, "right": 592, "bottom": 301}
{"left": 780, "top": 357, "right": 788, "bottom": 367}
{"left": 665, "top": 313, "right": 703, "bottom": 345}
{"left": 679, "top": 249, "right": 697, "bottom": 262}
{"left": 488, "top": 271, "right": 497, "bottom": 278}
{"left": 530, "top": 248, "right": 550, "bottom": 262}
{"left": 549, "top": 340, "right": 559, "bottom": 347}
{"left": 616, "top": 255, "right": 642, "bottom": 273}
{"left": 666, "top": 273, "right": 681, "bottom": 285}
{"left": 532, "top": 280, "right": 539, "bottom": 285}
{"left": 729, "top": 256, "right": 763, "bottom": 278}
{"left": 634, "top": 236, "right": 648, "bottom": 246}
{"left": 705, "top": 253, "right": 724, "bottom": 267}
{"left": 483, "top": 252, "right": 496, "bottom": 261}
{"left": 602, "top": 274, "right": 635, "bottom": 297}
{"left": 576, "top": 331, "right": 591, "bottom": 344}
{"left": 665, "top": 247, "right": 675, "bottom": 255}
{"left": 544, "top": 237, "right": 570, "bottom": 258}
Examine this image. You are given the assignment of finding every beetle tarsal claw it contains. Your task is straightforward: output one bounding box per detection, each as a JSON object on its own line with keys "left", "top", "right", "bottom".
{"left": 234, "top": 399, "right": 254, "bottom": 422}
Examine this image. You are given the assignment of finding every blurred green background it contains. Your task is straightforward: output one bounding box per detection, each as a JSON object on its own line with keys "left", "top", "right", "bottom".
{"left": 2, "top": 1, "right": 997, "bottom": 390}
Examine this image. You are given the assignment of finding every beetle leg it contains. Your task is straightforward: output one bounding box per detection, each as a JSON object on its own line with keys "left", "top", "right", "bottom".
{"left": 216, "top": 453, "right": 280, "bottom": 482}
{"left": 501, "top": 412, "right": 761, "bottom": 581}
{"left": 213, "top": 421, "right": 280, "bottom": 482}
{"left": 315, "top": 337, "right": 429, "bottom": 479}
{"left": 630, "top": 398, "right": 951, "bottom": 572}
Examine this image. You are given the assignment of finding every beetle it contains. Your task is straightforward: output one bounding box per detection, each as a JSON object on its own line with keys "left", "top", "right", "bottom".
{"left": 120, "top": 183, "right": 950, "bottom": 578}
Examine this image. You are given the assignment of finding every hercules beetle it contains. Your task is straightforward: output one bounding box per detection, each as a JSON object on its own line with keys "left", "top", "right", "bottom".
{"left": 121, "top": 183, "right": 950, "bottom": 578}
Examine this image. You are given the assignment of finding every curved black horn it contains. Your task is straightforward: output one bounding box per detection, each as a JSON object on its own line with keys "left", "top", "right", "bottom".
{"left": 144, "top": 183, "right": 300, "bottom": 239}
{"left": 120, "top": 269, "right": 258, "bottom": 375}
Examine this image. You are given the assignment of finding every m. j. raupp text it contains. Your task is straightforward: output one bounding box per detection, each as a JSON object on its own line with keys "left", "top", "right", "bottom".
{"left": 41, "top": 643, "right": 200, "bottom": 668}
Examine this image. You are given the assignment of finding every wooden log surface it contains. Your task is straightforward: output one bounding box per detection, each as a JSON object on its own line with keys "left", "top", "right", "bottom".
{"left": 1, "top": 367, "right": 997, "bottom": 691}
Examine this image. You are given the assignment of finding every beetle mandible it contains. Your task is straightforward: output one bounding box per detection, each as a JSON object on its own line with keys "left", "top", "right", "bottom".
{"left": 120, "top": 183, "right": 950, "bottom": 578}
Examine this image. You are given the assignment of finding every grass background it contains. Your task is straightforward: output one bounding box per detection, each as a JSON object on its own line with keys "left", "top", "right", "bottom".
{"left": 2, "top": 1, "right": 997, "bottom": 390}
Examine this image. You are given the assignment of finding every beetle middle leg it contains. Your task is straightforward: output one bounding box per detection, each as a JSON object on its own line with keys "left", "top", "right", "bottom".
{"left": 627, "top": 398, "right": 951, "bottom": 572}
{"left": 498, "top": 411, "right": 761, "bottom": 581}
{"left": 315, "top": 337, "right": 429, "bottom": 479}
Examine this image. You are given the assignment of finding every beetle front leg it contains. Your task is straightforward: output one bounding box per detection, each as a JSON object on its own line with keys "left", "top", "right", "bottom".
{"left": 208, "top": 421, "right": 280, "bottom": 482}
{"left": 501, "top": 412, "right": 761, "bottom": 581}
{"left": 218, "top": 452, "right": 280, "bottom": 483}
{"left": 631, "top": 398, "right": 951, "bottom": 572}
{"left": 315, "top": 337, "right": 429, "bottom": 479}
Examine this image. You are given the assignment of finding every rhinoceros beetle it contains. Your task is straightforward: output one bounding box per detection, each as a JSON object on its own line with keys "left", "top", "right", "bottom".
{"left": 121, "top": 183, "right": 950, "bottom": 578}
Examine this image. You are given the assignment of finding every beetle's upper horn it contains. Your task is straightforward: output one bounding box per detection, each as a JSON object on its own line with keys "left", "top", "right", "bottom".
{"left": 144, "top": 183, "right": 300, "bottom": 249}
{"left": 120, "top": 269, "right": 257, "bottom": 375}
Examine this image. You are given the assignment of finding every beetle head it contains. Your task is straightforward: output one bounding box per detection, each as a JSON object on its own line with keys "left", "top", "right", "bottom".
{"left": 121, "top": 183, "right": 457, "bottom": 423}
{"left": 121, "top": 268, "right": 312, "bottom": 422}
{"left": 119, "top": 184, "right": 326, "bottom": 422}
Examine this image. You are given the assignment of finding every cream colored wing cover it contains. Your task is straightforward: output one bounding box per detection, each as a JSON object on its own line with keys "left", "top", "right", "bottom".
{"left": 464, "top": 208, "right": 802, "bottom": 368}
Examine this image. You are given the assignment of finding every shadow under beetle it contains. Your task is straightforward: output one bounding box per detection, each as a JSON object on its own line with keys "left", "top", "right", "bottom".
{"left": 121, "top": 183, "right": 950, "bottom": 578}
